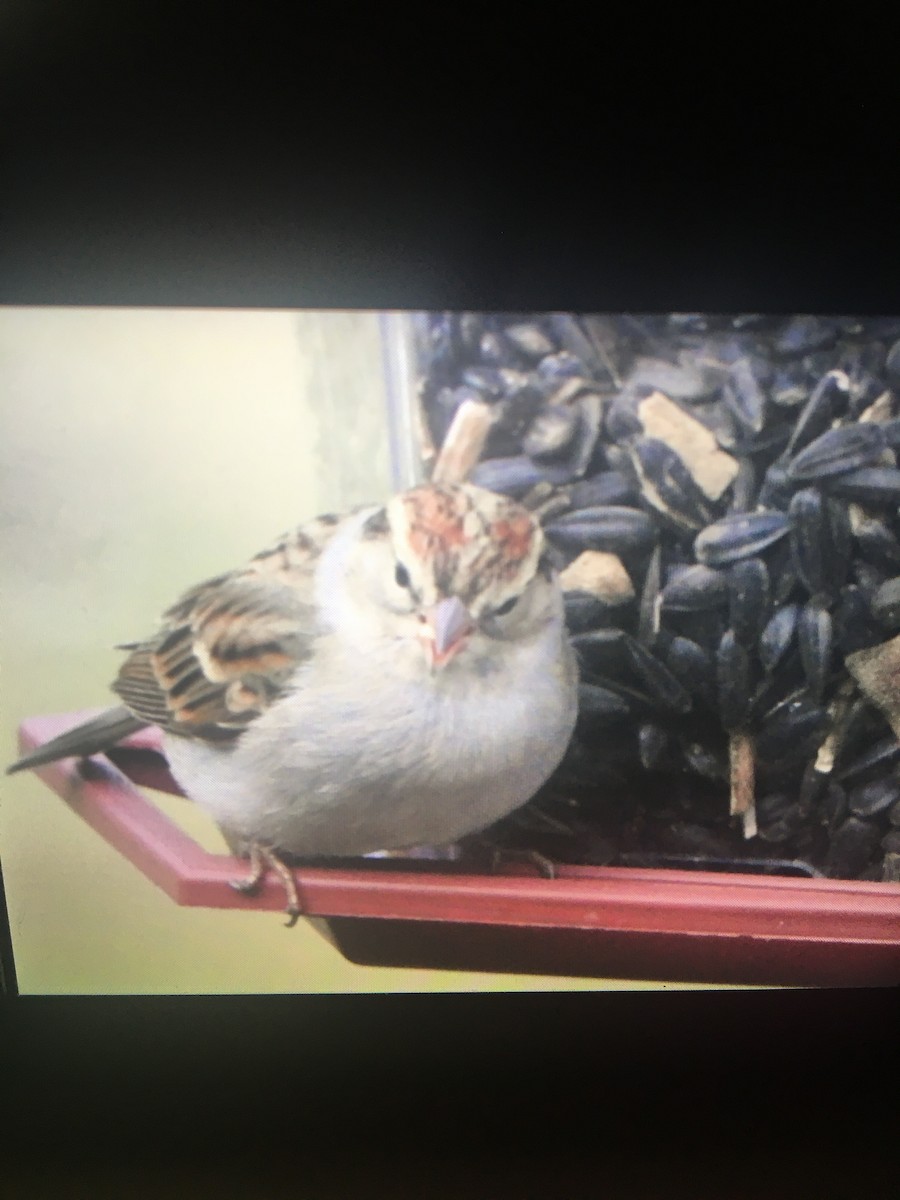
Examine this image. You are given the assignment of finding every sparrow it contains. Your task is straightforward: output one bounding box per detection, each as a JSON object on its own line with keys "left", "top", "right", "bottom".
{"left": 8, "top": 482, "right": 579, "bottom": 923}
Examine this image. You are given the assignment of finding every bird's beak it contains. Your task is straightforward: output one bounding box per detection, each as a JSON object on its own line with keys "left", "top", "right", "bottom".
{"left": 419, "top": 596, "right": 475, "bottom": 669}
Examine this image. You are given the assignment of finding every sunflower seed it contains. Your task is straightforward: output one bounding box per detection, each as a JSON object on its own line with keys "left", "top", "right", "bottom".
{"left": 824, "top": 816, "right": 881, "bottom": 878}
{"left": 629, "top": 437, "right": 715, "bottom": 532}
{"left": 546, "top": 506, "right": 656, "bottom": 554}
{"left": 661, "top": 564, "right": 729, "bottom": 611}
{"left": 775, "top": 316, "right": 842, "bottom": 360}
{"left": 568, "top": 471, "right": 640, "bottom": 509}
{"left": 638, "top": 721, "right": 671, "bottom": 771}
{"left": 728, "top": 558, "right": 771, "bottom": 646}
{"left": 723, "top": 357, "right": 767, "bottom": 434}
{"left": 577, "top": 683, "right": 634, "bottom": 723}
{"left": 563, "top": 591, "right": 623, "bottom": 634}
{"left": 786, "top": 422, "right": 886, "bottom": 483}
{"left": 664, "top": 636, "right": 716, "bottom": 704}
{"left": 798, "top": 597, "right": 833, "bottom": 704}
{"left": 788, "top": 488, "right": 828, "bottom": 595}
{"left": 827, "top": 465, "right": 900, "bottom": 503}
{"left": 695, "top": 511, "right": 789, "bottom": 567}
{"left": 635, "top": 390, "right": 739, "bottom": 500}
{"left": 837, "top": 735, "right": 900, "bottom": 786}
{"left": 468, "top": 455, "right": 560, "bottom": 495}
{"left": 847, "top": 776, "right": 900, "bottom": 818}
{"left": 756, "top": 694, "right": 830, "bottom": 764}
{"left": 522, "top": 405, "right": 582, "bottom": 463}
{"left": 758, "top": 602, "right": 800, "bottom": 673}
{"left": 785, "top": 369, "right": 851, "bottom": 456}
{"left": 622, "top": 634, "right": 692, "bottom": 714}
{"left": 717, "top": 630, "right": 752, "bottom": 730}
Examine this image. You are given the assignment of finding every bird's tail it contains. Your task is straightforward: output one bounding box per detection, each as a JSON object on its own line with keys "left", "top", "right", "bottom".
{"left": 7, "top": 706, "right": 149, "bottom": 775}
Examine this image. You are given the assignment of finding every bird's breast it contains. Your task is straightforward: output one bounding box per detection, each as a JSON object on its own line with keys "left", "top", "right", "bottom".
{"left": 164, "top": 632, "right": 576, "bottom": 857}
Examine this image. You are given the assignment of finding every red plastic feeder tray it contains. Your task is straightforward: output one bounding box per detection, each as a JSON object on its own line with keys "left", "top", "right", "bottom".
{"left": 12, "top": 711, "right": 900, "bottom": 987}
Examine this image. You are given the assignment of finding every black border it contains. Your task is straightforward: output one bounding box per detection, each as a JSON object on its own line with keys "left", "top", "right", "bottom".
{"left": 2, "top": 15, "right": 897, "bottom": 1193}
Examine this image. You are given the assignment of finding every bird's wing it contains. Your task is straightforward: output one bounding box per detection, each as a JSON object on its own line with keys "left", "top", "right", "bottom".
{"left": 113, "top": 513, "right": 347, "bottom": 742}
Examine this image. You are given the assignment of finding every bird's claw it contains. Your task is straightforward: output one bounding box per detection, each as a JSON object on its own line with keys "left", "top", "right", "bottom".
{"left": 229, "top": 842, "right": 304, "bottom": 925}
{"left": 490, "top": 846, "right": 557, "bottom": 879}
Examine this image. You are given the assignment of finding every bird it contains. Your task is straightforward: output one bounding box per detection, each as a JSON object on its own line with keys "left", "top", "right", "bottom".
{"left": 8, "top": 482, "right": 579, "bottom": 923}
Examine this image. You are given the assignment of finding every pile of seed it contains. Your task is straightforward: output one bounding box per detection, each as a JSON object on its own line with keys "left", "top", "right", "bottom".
{"left": 412, "top": 313, "right": 900, "bottom": 883}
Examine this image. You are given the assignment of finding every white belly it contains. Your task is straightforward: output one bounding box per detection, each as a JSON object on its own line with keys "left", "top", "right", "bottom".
{"left": 163, "top": 634, "right": 576, "bottom": 858}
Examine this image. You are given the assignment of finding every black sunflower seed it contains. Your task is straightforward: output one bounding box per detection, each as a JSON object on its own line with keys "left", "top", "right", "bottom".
{"left": 629, "top": 437, "right": 715, "bottom": 533}
{"left": 827, "top": 466, "right": 900, "bottom": 504}
{"left": 774, "top": 316, "right": 842, "bottom": 360}
{"left": 757, "top": 791, "right": 795, "bottom": 822}
{"left": 546, "top": 506, "right": 656, "bottom": 554}
{"left": 824, "top": 816, "right": 882, "bottom": 878}
{"left": 765, "top": 537, "right": 801, "bottom": 605}
{"left": 832, "top": 586, "right": 883, "bottom": 654}
{"left": 638, "top": 721, "right": 671, "bottom": 771}
{"left": 786, "top": 422, "right": 886, "bottom": 483}
{"left": 723, "top": 357, "right": 767, "bottom": 434}
{"left": 570, "top": 628, "right": 627, "bottom": 676}
{"left": 664, "top": 635, "right": 716, "bottom": 704}
{"left": 821, "top": 782, "right": 849, "bottom": 832}
{"left": 563, "top": 591, "right": 624, "bottom": 635}
{"left": 727, "top": 557, "right": 771, "bottom": 646}
{"left": 797, "top": 597, "right": 833, "bottom": 704}
{"left": 621, "top": 634, "right": 692, "bottom": 714}
{"left": 728, "top": 457, "right": 758, "bottom": 514}
{"left": 758, "top": 602, "right": 800, "bottom": 674}
{"left": 577, "top": 682, "right": 634, "bottom": 722}
{"left": 824, "top": 496, "right": 853, "bottom": 589}
{"left": 716, "top": 630, "right": 752, "bottom": 730}
{"left": 756, "top": 803, "right": 808, "bottom": 843}
{"left": 785, "top": 369, "right": 851, "bottom": 456}
{"left": 757, "top": 462, "right": 794, "bottom": 510}
{"left": 568, "top": 471, "right": 640, "bottom": 509}
{"left": 837, "top": 736, "right": 900, "bottom": 786}
{"left": 660, "top": 564, "right": 729, "bottom": 611}
{"left": 522, "top": 406, "right": 582, "bottom": 463}
{"left": 548, "top": 314, "right": 606, "bottom": 377}
{"left": 756, "top": 694, "right": 830, "bottom": 765}
{"left": 847, "top": 776, "right": 900, "bottom": 818}
{"left": 852, "top": 514, "right": 900, "bottom": 571}
{"left": 770, "top": 362, "right": 809, "bottom": 409}
{"left": 469, "top": 455, "right": 563, "bottom": 496}
{"left": 694, "top": 511, "right": 789, "bottom": 567}
{"left": 788, "top": 488, "right": 828, "bottom": 595}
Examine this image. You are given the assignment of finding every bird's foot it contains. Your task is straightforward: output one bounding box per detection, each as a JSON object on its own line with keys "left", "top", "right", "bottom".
{"left": 489, "top": 846, "right": 557, "bottom": 880}
{"left": 229, "top": 843, "right": 303, "bottom": 927}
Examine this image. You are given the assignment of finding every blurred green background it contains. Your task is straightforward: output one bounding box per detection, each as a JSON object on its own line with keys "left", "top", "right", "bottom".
{"left": 0, "top": 307, "right": 727, "bottom": 993}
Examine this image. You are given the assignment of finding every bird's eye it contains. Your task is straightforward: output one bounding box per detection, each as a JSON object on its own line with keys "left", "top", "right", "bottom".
{"left": 493, "top": 595, "right": 518, "bottom": 617}
{"left": 395, "top": 563, "right": 411, "bottom": 589}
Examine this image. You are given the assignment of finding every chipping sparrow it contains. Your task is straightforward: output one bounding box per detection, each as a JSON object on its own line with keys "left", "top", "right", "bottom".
{"left": 9, "top": 483, "right": 579, "bottom": 922}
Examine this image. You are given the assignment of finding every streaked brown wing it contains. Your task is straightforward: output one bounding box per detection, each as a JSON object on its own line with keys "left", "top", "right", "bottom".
{"left": 112, "top": 513, "right": 346, "bottom": 741}
{"left": 113, "top": 573, "right": 319, "bottom": 739}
